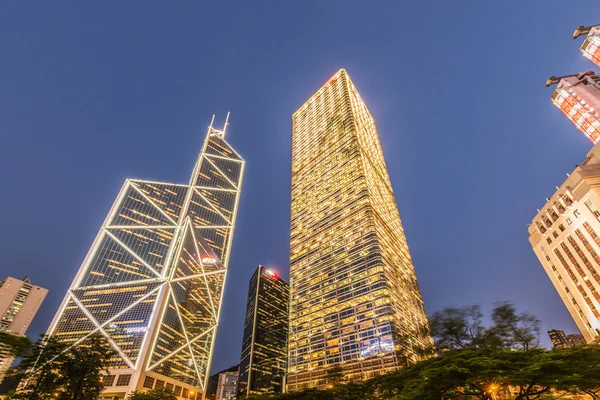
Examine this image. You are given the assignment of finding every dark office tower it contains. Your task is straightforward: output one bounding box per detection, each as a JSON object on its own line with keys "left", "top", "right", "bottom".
{"left": 238, "top": 266, "right": 289, "bottom": 397}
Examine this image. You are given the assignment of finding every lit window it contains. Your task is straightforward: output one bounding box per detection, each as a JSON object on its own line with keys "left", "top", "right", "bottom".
{"left": 567, "top": 217, "right": 573, "bottom": 225}
{"left": 574, "top": 209, "right": 582, "bottom": 218}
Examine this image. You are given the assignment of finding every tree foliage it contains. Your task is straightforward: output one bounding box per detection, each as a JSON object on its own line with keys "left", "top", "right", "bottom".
{"left": 0, "top": 332, "right": 32, "bottom": 358}
{"left": 246, "top": 304, "right": 595, "bottom": 400}
{"left": 57, "top": 334, "right": 115, "bottom": 400}
{"left": 244, "top": 345, "right": 600, "bottom": 400}
{"left": 12, "top": 334, "right": 115, "bottom": 400}
{"left": 126, "top": 388, "right": 178, "bottom": 400}
{"left": 13, "top": 336, "right": 69, "bottom": 400}
{"left": 430, "top": 302, "right": 540, "bottom": 352}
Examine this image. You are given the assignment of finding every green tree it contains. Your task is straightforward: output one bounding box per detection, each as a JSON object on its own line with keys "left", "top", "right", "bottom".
{"left": 331, "top": 381, "right": 371, "bottom": 400}
{"left": 13, "top": 335, "right": 69, "bottom": 400}
{"left": 126, "top": 388, "right": 178, "bottom": 400}
{"left": 552, "top": 344, "right": 600, "bottom": 398}
{"left": 325, "top": 364, "right": 345, "bottom": 384}
{"left": 58, "top": 334, "right": 115, "bottom": 400}
{"left": 430, "top": 302, "right": 541, "bottom": 352}
{"left": 429, "top": 305, "right": 487, "bottom": 350}
{"left": 0, "top": 332, "right": 32, "bottom": 358}
{"left": 489, "top": 302, "right": 540, "bottom": 350}
{"left": 502, "top": 349, "right": 560, "bottom": 400}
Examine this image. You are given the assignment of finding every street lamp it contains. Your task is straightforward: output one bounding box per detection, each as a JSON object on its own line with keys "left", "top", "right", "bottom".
{"left": 488, "top": 384, "right": 498, "bottom": 400}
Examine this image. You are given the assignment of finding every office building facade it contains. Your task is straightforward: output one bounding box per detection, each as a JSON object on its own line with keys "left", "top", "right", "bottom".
{"left": 529, "top": 143, "right": 600, "bottom": 343}
{"left": 45, "top": 116, "right": 244, "bottom": 399}
{"left": 548, "top": 329, "right": 569, "bottom": 348}
{"left": 215, "top": 371, "right": 239, "bottom": 400}
{"left": 575, "top": 25, "right": 600, "bottom": 67}
{"left": 0, "top": 276, "right": 47, "bottom": 382}
{"left": 206, "top": 365, "right": 239, "bottom": 400}
{"left": 566, "top": 333, "right": 587, "bottom": 346}
{"left": 549, "top": 71, "right": 600, "bottom": 144}
{"left": 238, "top": 266, "right": 288, "bottom": 397}
{"left": 288, "top": 70, "right": 433, "bottom": 390}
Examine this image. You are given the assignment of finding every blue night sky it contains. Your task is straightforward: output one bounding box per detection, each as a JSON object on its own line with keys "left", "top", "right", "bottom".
{"left": 1, "top": 2, "right": 598, "bottom": 373}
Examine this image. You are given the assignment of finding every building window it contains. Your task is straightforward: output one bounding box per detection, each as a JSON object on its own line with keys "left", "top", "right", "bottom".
{"left": 165, "top": 383, "right": 174, "bottom": 391}
{"left": 182, "top": 388, "right": 189, "bottom": 398}
{"left": 567, "top": 217, "right": 573, "bottom": 225}
{"left": 559, "top": 224, "right": 566, "bottom": 232}
{"left": 574, "top": 209, "right": 582, "bottom": 218}
{"left": 174, "top": 386, "right": 182, "bottom": 396}
{"left": 155, "top": 380, "right": 164, "bottom": 390}
{"left": 102, "top": 375, "right": 115, "bottom": 387}
{"left": 594, "top": 210, "right": 600, "bottom": 219}
{"left": 547, "top": 237, "right": 552, "bottom": 244}
{"left": 116, "top": 374, "right": 131, "bottom": 387}
{"left": 143, "top": 376, "right": 155, "bottom": 389}
{"left": 553, "top": 231, "right": 559, "bottom": 239}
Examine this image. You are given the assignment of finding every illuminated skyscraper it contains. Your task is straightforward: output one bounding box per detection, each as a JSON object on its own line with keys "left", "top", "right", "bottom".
{"left": 547, "top": 71, "right": 600, "bottom": 144}
{"left": 288, "top": 70, "right": 432, "bottom": 390}
{"left": 45, "top": 116, "right": 244, "bottom": 399}
{"left": 238, "top": 266, "right": 288, "bottom": 397}
{"left": 573, "top": 24, "right": 600, "bottom": 67}
{"left": 529, "top": 142, "right": 600, "bottom": 344}
{"left": 0, "top": 276, "right": 47, "bottom": 382}
{"left": 548, "top": 329, "right": 569, "bottom": 349}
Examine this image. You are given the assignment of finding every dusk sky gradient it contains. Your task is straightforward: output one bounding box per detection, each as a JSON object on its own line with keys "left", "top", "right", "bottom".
{"left": 1, "top": 1, "right": 599, "bottom": 374}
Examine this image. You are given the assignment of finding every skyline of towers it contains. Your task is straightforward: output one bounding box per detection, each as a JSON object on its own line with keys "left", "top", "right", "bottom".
{"left": 44, "top": 116, "right": 245, "bottom": 399}
{"left": 530, "top": 22, "right": 600, "bottom": 345}
{"left": 287, "top": 69, "right": 432, "bottom": 390}
{"left": 238, "top": 266, "right": 289, "bottom": 397}
{"left": 0, "top": 276, "right": 47, "bottom": 382}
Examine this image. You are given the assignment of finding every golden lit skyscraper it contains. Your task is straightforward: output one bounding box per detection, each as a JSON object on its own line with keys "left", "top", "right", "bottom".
{"left": 288, "top": 70, "right": 432, "bottom": 390}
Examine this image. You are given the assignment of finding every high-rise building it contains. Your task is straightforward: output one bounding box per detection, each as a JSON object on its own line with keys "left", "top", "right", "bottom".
{"left": 548, "top": 329, "right": 569, "bottom": 348}
{"left": 573, "top": 24, "right": 600, "bottom": 67}
{"left": 547, "top": 330, "right": 587, "bottom": 348}
{"left": 529, "top": 142, "right": 600, "bottom": 343}
{"left": 215, "top": 371, "right": 239, "bottom": 400}
{"left": 206, "top": 365, "right": 239, "bottom": 400}
{"left": 0, "top": 276, "right": 47, "bottom": 382}
{"left": 566, "top": 333, "right": 587, "bottom": 346}
{"left": 238, "top": 266, "right": 288, "bottom": 397}
{"left": 547, "top": 71, "right": 600, "bottom": 144}
{"left": 288, "top": 69, "right": 433, "bottom": 390}
{"left": 44, "top": 116, "right": 244, "bottom": 399}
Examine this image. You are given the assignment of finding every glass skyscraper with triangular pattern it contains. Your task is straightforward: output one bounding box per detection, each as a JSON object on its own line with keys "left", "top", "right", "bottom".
{"left": 46, "top": 116, "right": 244, "bottom": 400}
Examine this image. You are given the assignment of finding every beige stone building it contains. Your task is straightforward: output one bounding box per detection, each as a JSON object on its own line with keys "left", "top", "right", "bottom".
{"left": 529, "top": 143, "right": 600, "bottom": 343}
{"left": 0, "top": 276, "right": 48, "bottom": 381}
